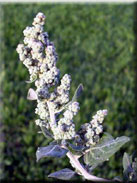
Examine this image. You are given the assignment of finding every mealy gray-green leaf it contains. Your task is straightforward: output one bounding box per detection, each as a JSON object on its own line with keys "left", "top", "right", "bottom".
{"left": 36, "top": 145, "right": 68, "bottom": 162}
{"left": 84, "top": 136, "right": 130, "bottom": 167}
{"left": 40, "top": 125, "right": 53, "bottom": 139}
{"left": 123, "top": 152, "right": 132, "bottom": 172}
{"left": 72, "top": 83, "right": 83, "bottom": 102}
{"left": 49, "top": 140, "right": 59, "bottom": 145}
{"left": 25, "top": 75, "right": 37, "bottom": 83}
{"left": 48, "top": 168, "right": 75, "bottom": 180}
{"left": 69, "top": 143, "right": 84, "bottom": 152}
{"left": 98, "top": 132, "right": 114, "bottom": 144}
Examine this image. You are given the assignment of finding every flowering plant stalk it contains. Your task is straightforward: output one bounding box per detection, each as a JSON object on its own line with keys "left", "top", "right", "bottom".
{"left": 16, "top": 12, "right": 136, "bottom": 182}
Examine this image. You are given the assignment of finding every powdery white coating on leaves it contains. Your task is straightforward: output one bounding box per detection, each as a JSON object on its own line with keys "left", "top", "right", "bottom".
{"left": 84, "top": 136, "right": 130, "bottom": 167}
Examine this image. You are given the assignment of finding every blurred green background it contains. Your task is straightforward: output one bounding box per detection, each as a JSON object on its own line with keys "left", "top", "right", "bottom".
{"left": 0, "top": 3, "right": 136, "bottom": 182}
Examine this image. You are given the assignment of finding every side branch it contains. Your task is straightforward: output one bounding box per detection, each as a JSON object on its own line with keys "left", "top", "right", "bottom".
{"left": 47, "top": 101, "right": 56, "bottom": 125}
{"left": 47, "top": 101, "right": 113, "bottom": 182}
{"left": 66, "top": 150, "right": 112, "bottom": 182}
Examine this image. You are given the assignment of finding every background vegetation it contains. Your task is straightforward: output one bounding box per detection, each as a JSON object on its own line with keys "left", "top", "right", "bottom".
{"left": 0, "top": 3, "right": 136, "bottom": 181}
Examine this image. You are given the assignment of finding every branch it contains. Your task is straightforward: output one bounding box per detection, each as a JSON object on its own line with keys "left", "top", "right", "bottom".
{"left": 47, "top": 101, "right": 56, "bottom": 126}
{"left": 47, "top": 101, "right": 113, "bottom": 182}
{"left": 66, "top": 150, "right": 112, "bottom": 182}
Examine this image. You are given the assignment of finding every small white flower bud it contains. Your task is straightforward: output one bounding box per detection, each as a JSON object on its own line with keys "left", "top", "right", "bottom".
{"left": 16, "top": 44, "right": 24, "bottom": 54}
{"left": 64, "top": 110, "right": 73, "bottom": 120}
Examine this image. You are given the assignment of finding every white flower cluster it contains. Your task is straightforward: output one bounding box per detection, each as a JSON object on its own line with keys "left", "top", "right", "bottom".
{"left": 17, "top": 12, "right": 108, "bottom": 144}
{"left": 52, "top": 102, "right": 80, "bottom": 140}
{"left": 35, "top": 119, "right": 50, "bottom": 129}
{"left": 17, "top": 12, "right": 80, "bottom": 140}
{"left": 77, "top": 109, "right": 107, "bottom": 147}
{"left": 35, "top": 100, "right": 49, "bottom": 120}
{"left": 55, "top": 74, "right": 71, "bottom": 105}
{"left": 16, "top": 12, "right": 59, "bottom": 85}
{"left": 47, "top": 74, "right": 72, "bottom": 112}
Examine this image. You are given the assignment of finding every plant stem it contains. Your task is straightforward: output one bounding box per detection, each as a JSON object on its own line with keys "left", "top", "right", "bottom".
{"left": 47, "top": 101, "right": 113, "bottom": 182}
{"left": 66, "top": 149, "right": 112, "bottom": 182}
{"left": 47, "top": 101, "right": 56, "bottom": 126}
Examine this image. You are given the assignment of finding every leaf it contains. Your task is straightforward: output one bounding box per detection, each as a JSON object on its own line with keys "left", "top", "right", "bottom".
{"left": 123, "top": 152, "right": 132, "bottom": 172}
{"left": 69, "top": 143, "right": 84, "bottom": 152}
{"left": 84, "top": 133, "right": 114, "bottom": 172}
{"left": 40, "top": 125, "right": 53, "bottom": 139}
{"left": 98, "top": 132, "right": 114, "bottom": 144}
{"left": 27, "top": 88, "right": 37, "bottom": 100}
{"left": 25, "top": 75, "right": 37, "bottom": 83}
{"left": 123, "top": 152, "right": 134, "bottom": 182}
{"left": 36, "top": 145, "right": 68, "bottom": 162}
{"left": 26, "top": 80, "right": 34, "bottom": 83}
{"left": 84, "top": 136, "right": 130, "bottom": 167}
{"left": 113, "top": 176, "right": 123, "bottom": 182}
{"left": 50, "top": 140, "right": 58, "bottom": 145}
{"left": 72, "top": 83, "right": 83, "bottom": 102}
{"left": 48, "top": 168, "right": 75, "bottom": 180}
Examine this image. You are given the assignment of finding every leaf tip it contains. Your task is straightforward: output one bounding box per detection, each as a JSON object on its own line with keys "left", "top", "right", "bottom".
{"left": 27, "top": 88, "right": 37, "bottom": 100}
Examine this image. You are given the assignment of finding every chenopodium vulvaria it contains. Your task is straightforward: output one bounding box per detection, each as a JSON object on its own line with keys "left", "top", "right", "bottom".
{"left": 16, "top": 12, "right": 130, "bottom": 182}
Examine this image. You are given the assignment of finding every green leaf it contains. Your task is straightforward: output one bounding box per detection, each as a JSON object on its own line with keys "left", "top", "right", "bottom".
{"left": 50, "top": 140, "right": 62, "bottom": 145}
{"left": 25, "top": 75, "right": 37, "bottom": 83}
{"left": 49, "top": 140, "right": 58, "bottom": 145}
{"left": 123, "top": 152, "right": 137, "bottom": 182}
{"left": 123, "top": 152, "right": 132, "bottom": 172}
{"left": 40, "top": 125, "right": 53, "bottom": 139}
{"left": 69, "top": 143, "right": 84, "bottom": 152}
{"left": 72, "top": 83, "right": 83, "bottom": 102}
{"left": 84, "top": 136, "right": 130, "bottom": 167}
{"left": 36, "top": 145, "right": 68, "bottom": 162}
{"left": 48, "top": 168, "right": 75, "bottom": 180}
{"left": 98, "top": 132, "right": 114, "bottom": 144}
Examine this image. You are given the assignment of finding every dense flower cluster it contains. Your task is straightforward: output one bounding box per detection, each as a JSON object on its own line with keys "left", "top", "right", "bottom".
{"left": 55, "top": 74, "right": 71, "bottom": 105}
{"left": 16, "top": 12, "right": 133, "bottom": 183}
{"left": 16, "top": 12, "right": 107, "bottom": 144}
{"left": 16, "top": 12, "right": 78, "bottom": 140}
{"left": 76, "top": 110, "right": 107, "bottom": 147}
{"left": 53, "top": 102, "right": 80, "bottom": 140}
